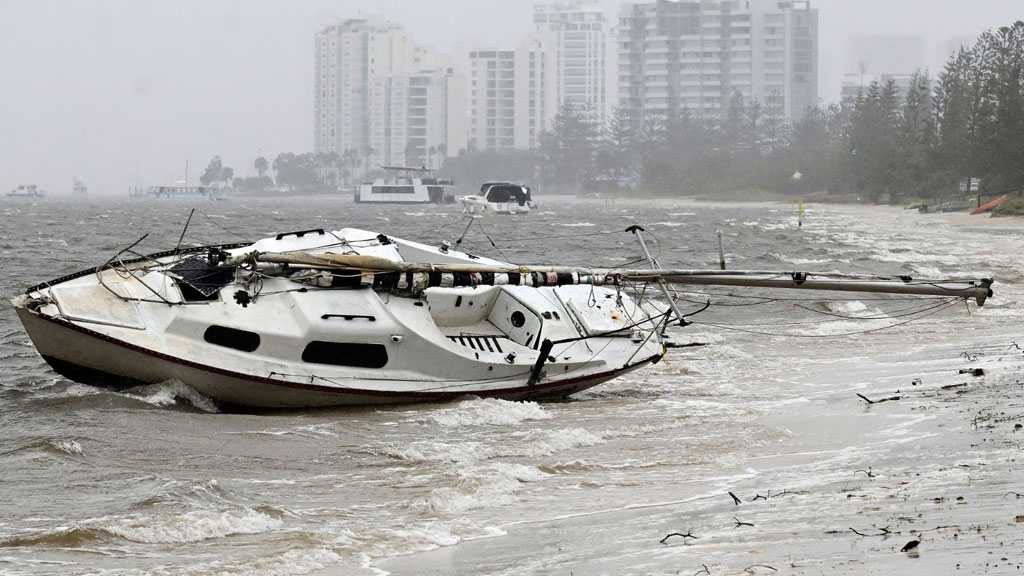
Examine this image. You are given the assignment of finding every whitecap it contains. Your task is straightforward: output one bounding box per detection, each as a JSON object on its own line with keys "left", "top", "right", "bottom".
{"left": 103, "top": 507, "right": 282, "bottom": 544}
{"left": 423, "top": 398, "right": 551, "bottom": 427}
{"left": 48, "top": 439, "right": 83, "bottom": 456}
{"left": 560, "top": 222, "right": 595, "bottom": 227}
{"left": 124, "top": 380, "right": 218, "bottom": 413}
{"left": 417, "top": 463, "right": 548, "bottom": 515}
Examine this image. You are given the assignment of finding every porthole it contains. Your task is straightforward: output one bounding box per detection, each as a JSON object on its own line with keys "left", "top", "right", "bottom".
{"left": 510, "top": 310, "right": 526, "bottom": 328}
{"left": 301, "top": 342, "right": 389, "bottom": 368}
{"left": 204, "top": 326, "right": 260, "bottom": 352}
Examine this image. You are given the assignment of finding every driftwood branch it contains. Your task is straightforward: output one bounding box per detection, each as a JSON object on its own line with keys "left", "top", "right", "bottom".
{"left": 743, "top": 565, "right": 778, "bottom": 574}
{"left": 857, "top": 393, "right": 902, "bottom": 404}
{"left": 693, "top": 564, "right": 711, "bottom": 576}
{"left": 733, "top": 516, "right": 754, "bottom": 528}
{"left": 660, "top": 531, "right": 698, "bottom": 544}
{"left": 729, "top": 491, "right": 743, "bottom": 505}
{"left": 854, "top": 467, "right": 877, "bottom": 478}
{"left": 849, "top": 526, "right": 893, "bottom": 537}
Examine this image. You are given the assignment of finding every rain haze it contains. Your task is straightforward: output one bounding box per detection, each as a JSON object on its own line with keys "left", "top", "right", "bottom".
{"left": 2, "top": 2, "right": 1024, "bottom": 575}
{"left": 0, "top": 0, "right": 1020, "bottom": 194}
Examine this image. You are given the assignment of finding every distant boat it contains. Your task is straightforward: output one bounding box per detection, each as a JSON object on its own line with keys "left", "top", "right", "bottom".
{"left": 355, "top": 166, "right": 455, "bottom": 204}
{"left": 72, "top": 178, "right": 88, "bottom": 196}
{"left": 458, "top": 182, "right": 537, "bottom": 215}
{"left": 7, "top": 184, "right": 46, "bottom": 198}
{"left": 147, "top": 184, "right": 225, "bottom": 200}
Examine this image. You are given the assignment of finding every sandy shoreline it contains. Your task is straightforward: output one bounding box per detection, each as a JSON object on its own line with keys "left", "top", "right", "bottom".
{"left": 375, "top": 338, "right": 1024, "bottom": 576}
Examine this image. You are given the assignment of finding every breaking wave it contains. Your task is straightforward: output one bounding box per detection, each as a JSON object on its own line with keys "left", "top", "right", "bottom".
{"left": 422, "top": 398, "right": 551, "bottom": 427}
{"left": 1, "top": 508, "right": 283, "bottom": 548}
{"left": 416, "top": 462, "right": 548, "bottom": 514}
{"left": 382, "top": 427, "right": 608, "bottom": 465}
{"left": 124, "top": 380, "right": 218, "bottom": 413}
{"left": 0, "top": 437, "right": 85, "bottom": 459}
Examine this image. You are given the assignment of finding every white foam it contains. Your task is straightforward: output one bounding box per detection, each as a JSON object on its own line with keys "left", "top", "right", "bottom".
{"left": 124, "top": 380, "right": 218, "bottom": 413}
{"left": 823, "top": 300, "right": 868, "bottom": 315}
{"left": 424, "top": 398, "right": 551, "bottom": 427}
{"left": 651, "top": 221, "right": 684, "bottom": 227}
{"left": 104, "top": 508, "right": 282, "bottom": 544}
{"left": 383, "top": 427, "right": 607, "bottom": 464}
{"left": 175, "top": 547, "right": 344, "bottom": 576}
{"left": 560, "top": 222, "right": 595, "bottom": 227}
{"left": 417, "top": 462, "right": 548, "bottom": 515}
{"left": 770, "top": 252, "right": 838, "bottom": 265}
{"left": 48, "top": 439, "right": 83, "bottom": 456}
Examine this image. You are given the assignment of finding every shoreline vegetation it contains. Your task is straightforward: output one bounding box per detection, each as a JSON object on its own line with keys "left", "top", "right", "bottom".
{"left": 185, "top": 21, "right": 1020, "bottom": 212}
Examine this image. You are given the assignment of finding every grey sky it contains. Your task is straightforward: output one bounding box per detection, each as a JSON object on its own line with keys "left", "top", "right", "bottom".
{"left": 1, "top": 0, "right": 1019, "bottom": 196}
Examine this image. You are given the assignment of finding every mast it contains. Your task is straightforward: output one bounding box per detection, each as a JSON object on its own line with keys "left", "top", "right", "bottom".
{"left": 252, "top": 252, "right": 994, "bottom": 306}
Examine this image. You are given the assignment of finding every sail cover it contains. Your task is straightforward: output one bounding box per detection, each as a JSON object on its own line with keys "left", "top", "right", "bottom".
{"left": 168, "top": 257, "right": 235, "bottom": 298}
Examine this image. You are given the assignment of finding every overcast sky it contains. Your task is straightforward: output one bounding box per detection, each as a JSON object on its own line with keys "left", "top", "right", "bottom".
{"left": 1, "top": 0, "right": 1019, "bottom": 195}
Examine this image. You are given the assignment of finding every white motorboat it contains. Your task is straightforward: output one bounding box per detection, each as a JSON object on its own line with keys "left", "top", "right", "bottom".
{"left": 356, "top": 166, "right": 455, "bottom": 204}
{"left": 458, "top": 182, "right": 537, "bottom": 215}
{"left": 12, "top": 225, "right": 993, "bottom": 410}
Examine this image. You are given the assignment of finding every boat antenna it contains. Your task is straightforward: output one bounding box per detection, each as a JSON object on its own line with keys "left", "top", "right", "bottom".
{"left": 174, "top": 208, "right": 196, "bottom": 255}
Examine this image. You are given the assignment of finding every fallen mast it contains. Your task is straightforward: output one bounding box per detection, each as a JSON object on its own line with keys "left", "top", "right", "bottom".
{"left": 254, "top": 252, "right": 994, "bottom": 306}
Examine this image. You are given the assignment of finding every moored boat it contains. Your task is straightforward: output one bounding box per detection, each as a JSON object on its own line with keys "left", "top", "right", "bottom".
{"left": 7, "top": 184, "right": 46, "bottom": 198}
{"left": 355, "top": 166, "right": 455, "bottom": 204}
{"left": 458, "top": 182, "right": 537, "bottom": 215}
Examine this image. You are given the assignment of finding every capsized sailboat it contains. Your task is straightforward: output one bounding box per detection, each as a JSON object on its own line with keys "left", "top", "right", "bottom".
{"left": 12, "top": 226, "right": 993, "bottom": 409}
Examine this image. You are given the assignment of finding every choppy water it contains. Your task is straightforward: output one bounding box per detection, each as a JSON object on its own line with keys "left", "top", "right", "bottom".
{"left": 1, "top": 197, "right": 1022, "bottom": 575}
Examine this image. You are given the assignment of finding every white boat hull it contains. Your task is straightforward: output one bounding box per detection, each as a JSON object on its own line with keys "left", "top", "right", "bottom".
{"left": 16, "top": 304, "right": 660, "bottom": 409}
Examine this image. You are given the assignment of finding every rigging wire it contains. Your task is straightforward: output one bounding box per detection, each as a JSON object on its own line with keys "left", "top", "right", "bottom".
{"left": 691, "top": 297, "right": 964, "bottom": 338}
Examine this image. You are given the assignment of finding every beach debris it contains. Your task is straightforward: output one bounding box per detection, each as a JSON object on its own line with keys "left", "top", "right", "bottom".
{"left": 743, "top": 565, "right": 777, "bottom": 574}
{"left": 911, "top": 377, "right": 922, "bottom": 386}
{"left": 856, "top": 393, "right": 902, "bottom": 404}
{"left": 855, "top": 467, "right": 877, "bottom": 478}
{"left": 733, "top": 516, "right": 754, "bottom": 528}
{"left": 694, "top": 564, "right": 711, "bottom": 576}
{"left": 941, "top": 383, "right": 968, "bottom": 391}
{"left": 728, "top": 491, "right": 743, "bottom": 505}
{"left": 958, "top": 368, "right": 985, "bottom": 377}
{"left": 1016, "top": 515, "right": 1024, "bottom": 523}
{"left": 660, "top": 531, "right": 698, "bottom": 544}
{"left": 961, "top": 351, "right": 985, "bottom": 362}
{"left": 901, "top": 540, "right": 921, "bottom": 553}
{"left": 850, "top": 526, "right": 894, "bottom": 537}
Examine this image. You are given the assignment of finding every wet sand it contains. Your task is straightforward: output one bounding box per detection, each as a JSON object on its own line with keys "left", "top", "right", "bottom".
{"left": 379, "top": 337, "right": 1024, "bottom": 576}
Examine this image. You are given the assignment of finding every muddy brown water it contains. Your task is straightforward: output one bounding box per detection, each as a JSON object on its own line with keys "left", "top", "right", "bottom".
{"left": 0, "top": 197, "right": 1021, "bottom": 575}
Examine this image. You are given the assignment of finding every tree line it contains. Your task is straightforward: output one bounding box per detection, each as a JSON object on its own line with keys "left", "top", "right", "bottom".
{"left": 199, "top": 21, "right": 1022, "bottom": 201}
{"left": 447, "top": 20, "right": 1024, "bottom": 203}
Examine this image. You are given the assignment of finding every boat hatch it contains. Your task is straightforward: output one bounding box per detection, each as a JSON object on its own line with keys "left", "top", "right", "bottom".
{"left": 168, "top": 257, "right": 234, "bottom": 301}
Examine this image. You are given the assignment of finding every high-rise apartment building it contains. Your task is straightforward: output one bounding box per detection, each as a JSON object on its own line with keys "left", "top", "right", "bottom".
{"left": 534, "top": 0, "right": 609, "bottom": 123}
{"left": 314, "top": 19, "right": 465, "bottom": 170}
{"left": 468, "top": 37, "right": 552, "bottom": 151}
{"left": 618, "top": 0, "right": 818, "bottom": 124}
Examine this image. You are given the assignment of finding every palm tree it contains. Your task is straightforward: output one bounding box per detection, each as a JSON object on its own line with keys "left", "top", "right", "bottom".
{"left": 254, "top": 156, "right": 269, "bottom": 178}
